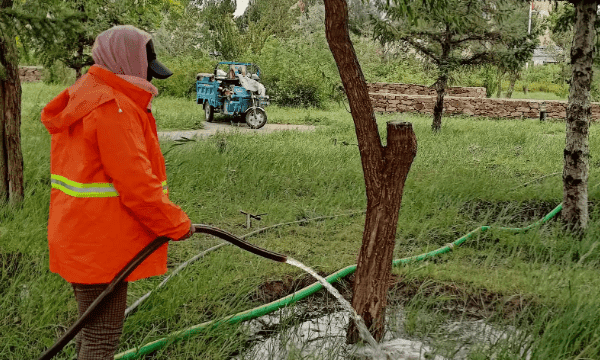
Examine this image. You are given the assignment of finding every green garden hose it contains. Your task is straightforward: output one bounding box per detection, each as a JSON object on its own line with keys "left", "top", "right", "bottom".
{"left": 114, "top": 203, "right": 563, "bottom": 359}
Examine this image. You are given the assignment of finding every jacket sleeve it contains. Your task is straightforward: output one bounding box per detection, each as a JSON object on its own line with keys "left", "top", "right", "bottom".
{"left": 93, "top": 100, "right": 191, "bottom": 240}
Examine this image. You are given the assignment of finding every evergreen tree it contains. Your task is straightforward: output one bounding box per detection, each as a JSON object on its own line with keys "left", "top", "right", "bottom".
{"left": 373, "top": 0, "right": 537, "bottom": 131}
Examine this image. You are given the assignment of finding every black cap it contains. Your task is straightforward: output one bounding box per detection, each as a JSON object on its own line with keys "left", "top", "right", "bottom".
{"left": 146, "top": 40, "right": 173, "bottom": 81}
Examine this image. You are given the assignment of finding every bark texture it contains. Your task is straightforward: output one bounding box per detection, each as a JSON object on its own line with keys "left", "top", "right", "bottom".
{"left": 562, "top": 0, "right": 597, "bottom": 230}
{"left": 432, "top": 31, "right": 450, "bottom": 132}
{"left": 0, "top": 0, "right": 24, "bottom": 205}
{"left": 496, "top": 68, "right": 503, "bottom": 98}
{"left": 324, "top": 0, "right": 417, "bottom": 343}
{"left": 432, "top": 74, "right": 448, "bottom": 132}
{"left": 506, "top": 71, "right": 519, "bottom": 99}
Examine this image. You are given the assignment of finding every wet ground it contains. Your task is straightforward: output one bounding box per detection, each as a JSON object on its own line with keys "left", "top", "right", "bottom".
{"left": 236, "top": 303, "right": 525, "bottom": 360}
{"left": 240, "top": 275, "right": 534, "bottom": 359}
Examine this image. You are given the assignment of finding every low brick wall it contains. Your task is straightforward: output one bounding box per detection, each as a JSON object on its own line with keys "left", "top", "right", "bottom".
{"left": 18, "top": 66, "right": 43, "bottom": 82}
{"left": 368, "top": 82, "right": 486, "bottom": 98}
{"left": 368, "top": 84, "right": 600, "bottom": 120}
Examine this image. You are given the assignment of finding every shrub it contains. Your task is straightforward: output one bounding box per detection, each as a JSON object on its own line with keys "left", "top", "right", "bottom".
{"left": 247, "top": 36, "right": 340, "bottom": 108}
{"left": 154, "top": 54, "right": 214, "bottom": 99}
{"left": 42, "top": 61, "right": 76, "bottom": 85}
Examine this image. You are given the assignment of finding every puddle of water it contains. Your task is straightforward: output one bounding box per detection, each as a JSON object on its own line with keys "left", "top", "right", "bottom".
{"left": 285, "top": 257, "right": 379, "bottom": 349}
{"left": 237, "top": 307, "right": 442, "bottom": 360}
{"left": 243, "top": 257, "right": 530, "bottom": 360}
{"left": 238, "top": 300, "right": 529, "bottom": 359}
{"left": 285, "top": 258, "right": 440, "bottom": 359}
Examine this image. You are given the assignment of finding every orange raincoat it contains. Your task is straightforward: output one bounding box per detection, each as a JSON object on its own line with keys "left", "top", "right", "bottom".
{"left": 41, "top": 65, "right": 191, "bottom": 284}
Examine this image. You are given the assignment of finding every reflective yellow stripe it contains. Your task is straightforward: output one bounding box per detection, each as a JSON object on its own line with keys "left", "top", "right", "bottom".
{"left": 51, "top": 174, "right": 168, "bottom": 198}
{"left": 51, "top": 174, "right": 119, "bottom": 198}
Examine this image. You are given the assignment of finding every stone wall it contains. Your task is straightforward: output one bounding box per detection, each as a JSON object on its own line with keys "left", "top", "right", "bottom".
{"left": 368, "top": 83, "right": 600, "bottom": 120}
{"left": 368, "top": 82, "right": 486, "bottom": 98}
{"left": 18, "top": 66, "right": 43, "bottom": 82}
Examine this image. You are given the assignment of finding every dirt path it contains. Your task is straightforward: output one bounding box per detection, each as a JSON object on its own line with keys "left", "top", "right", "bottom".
{"left": 158, "top": 121, "right": 316, "bottom": 141}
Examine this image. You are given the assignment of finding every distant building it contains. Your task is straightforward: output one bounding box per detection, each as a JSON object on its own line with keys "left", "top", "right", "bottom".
{"left": 532, "top": 46, "right": 564, "bottom": 65}
{"left": 531, "top": 1, "right": 564, "bottom": 66}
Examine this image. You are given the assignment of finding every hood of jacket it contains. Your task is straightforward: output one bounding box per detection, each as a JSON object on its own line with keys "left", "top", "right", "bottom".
{"left": 41, "top": 65, "right": 153, "bottom": 134}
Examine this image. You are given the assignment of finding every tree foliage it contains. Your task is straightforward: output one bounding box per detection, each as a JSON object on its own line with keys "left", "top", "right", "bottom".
{"left": 376, "top": 0, "right": 537, "bottom": 78}
{"left": 236, "top": 0, "right": 299, "bottom": 55}
{"left": 17, "top": 0, "right": 173, "bottom": 78}
{"left": 373, "top": 0, "right": 538, "bottom": 130}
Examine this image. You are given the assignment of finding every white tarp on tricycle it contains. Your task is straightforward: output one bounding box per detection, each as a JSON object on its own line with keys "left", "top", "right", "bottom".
{"left": 238, "top": 74, "right": 266, "bottom": 97}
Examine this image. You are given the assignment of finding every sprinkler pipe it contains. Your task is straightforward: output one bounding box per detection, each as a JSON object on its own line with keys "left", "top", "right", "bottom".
{"left": 114, "top": 203, "right": 563, "bottom": 360}
{"left": 37, "top": 225, "right": 286, "bottom": 360}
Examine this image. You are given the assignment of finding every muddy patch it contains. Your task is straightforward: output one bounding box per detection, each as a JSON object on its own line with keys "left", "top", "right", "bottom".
{"left": 388, "top": 278, "right": 536, "bottom": 321}
{"left": 254, "top": 274, "right": 534, "bottom": 321}
{"left": 253, "top": 272, "right": 353, "bottom": 307}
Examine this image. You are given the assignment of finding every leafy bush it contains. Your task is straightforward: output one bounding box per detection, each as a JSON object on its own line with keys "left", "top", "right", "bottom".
{"left": 479, "top": 65, "right": 499, "bottom": 97}
{"left": 445, "top": 63, "right": 571, "bottom": 99}
{"left": 355, "top": 37, "right": 437, "bottom": 86}
{"left": 42, "top": 61, "right": 76, "bottom": 85}
{"left": 524, "top": 63, "right": 565, "bottom": 84}
{"left": 247, "top": 36, "right": 341, "bottom": 108}
{"left": 516, "top": 81, "right": 569, "bottom": 97}
{"left": 154, "top": 54, "right": 213, "bottom": 99}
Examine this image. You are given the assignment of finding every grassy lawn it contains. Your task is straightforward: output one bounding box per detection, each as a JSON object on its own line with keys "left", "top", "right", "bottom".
{"left": 492, "top": 91, "right": 568, "bottom": 101}
{"left": 3, "top": 83, "right": 600, "bottom": 359}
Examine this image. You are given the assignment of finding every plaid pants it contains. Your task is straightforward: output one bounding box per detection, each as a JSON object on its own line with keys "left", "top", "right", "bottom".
{"left": 71, "top": 282, "right": 128, "bottom": 360}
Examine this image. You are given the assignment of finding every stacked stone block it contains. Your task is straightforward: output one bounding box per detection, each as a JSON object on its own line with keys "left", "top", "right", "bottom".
{"left": 18, "top": 66, "right": 43, "bottom": 82}
{"left": 368, "top": 82, "right": 600, "bottom": 120}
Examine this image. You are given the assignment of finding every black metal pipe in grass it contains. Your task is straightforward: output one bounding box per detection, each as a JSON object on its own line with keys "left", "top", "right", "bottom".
{"left": 37, "top": 225, "right": 286, "bottom": 360}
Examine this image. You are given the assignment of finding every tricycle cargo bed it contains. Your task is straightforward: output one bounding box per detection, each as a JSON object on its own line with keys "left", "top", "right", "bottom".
{"left": 196, "top": 61, "right": 269, "bottom": 129}
{"left": 196, "top": 72, "right": 213, "bottom": 81}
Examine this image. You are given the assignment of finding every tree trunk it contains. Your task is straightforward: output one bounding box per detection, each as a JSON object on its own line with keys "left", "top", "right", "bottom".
{"left": 496, "top": 67, "right": 503, "bottom": 98}
{"left": 346, "top": 121, "right": 417, "bottom": 343}
{"left": 324, "top": 0, "right": 417, "bottom": 344}
{"left": 0, "top": 0, "right": 24, "bottom": 205}
{"left": 432, "top": 74, "right": 447, "bottom": 132}
{"left": 506, "top": 70, "right": 519, "bottom": 99}
{"left": 74, "top": 28, "right": 85, "bottom": 80}
{"left": 562, "top": 0, "right": 597, "bottom": 231}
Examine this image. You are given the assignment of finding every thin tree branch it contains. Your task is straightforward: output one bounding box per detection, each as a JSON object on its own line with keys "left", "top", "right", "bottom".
{"left": 401, "top": 37, "right": 441, "bottom": 63}
{"left": 450, "top": 32, "right": 503, "bottom": 45}
{"left": 459, "top": 51, "right": 494, "bottom": 66}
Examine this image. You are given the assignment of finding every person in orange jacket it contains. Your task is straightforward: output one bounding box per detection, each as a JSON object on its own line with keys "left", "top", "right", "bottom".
{"left": 41, "top": 25, "right": 194, "bottom": 359}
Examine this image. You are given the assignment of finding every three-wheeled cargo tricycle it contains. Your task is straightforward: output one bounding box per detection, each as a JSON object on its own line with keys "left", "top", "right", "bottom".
{"left": 196, "top": 61, "right": 270, "bottom": 129}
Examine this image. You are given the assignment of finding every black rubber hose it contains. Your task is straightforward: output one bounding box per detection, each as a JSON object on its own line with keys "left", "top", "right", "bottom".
{"left": 38, "top": 225, "right": 286, "bottom": 360}
{"left": 193, "top": 224, "right": 287, "bottom": 263}
{"left": 37, "top": 236, "right": 171, "bottom": 360}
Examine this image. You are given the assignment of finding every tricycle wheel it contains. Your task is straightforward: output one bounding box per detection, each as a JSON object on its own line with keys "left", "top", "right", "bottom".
{"left": 204, "top": 103, "right": 214, "bottom": 122}
{"left": 245, "top": 108, "right": 267, "bottom": 129}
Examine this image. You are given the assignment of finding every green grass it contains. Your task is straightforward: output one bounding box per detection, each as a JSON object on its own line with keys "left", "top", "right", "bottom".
{"left": 20, "top": 83, "right": 205, "bottom": 132}
{"left": 493, "top": 91, "right": 568, "bottom": 101}
{"left": 4, "top": 82, "right": 600, "bottom": 359}
{"left": 153, "top": 96, "right": 204, "bottom": 130}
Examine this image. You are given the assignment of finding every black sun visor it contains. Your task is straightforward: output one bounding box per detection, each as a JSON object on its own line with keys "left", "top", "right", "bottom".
{"left": 146, "top": 40, "right": 173, "bottom": 80}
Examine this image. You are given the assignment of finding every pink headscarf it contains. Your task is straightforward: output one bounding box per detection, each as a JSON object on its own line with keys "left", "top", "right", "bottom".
{"left": 92, "top": 25, "right": 158, "bottom": 100}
